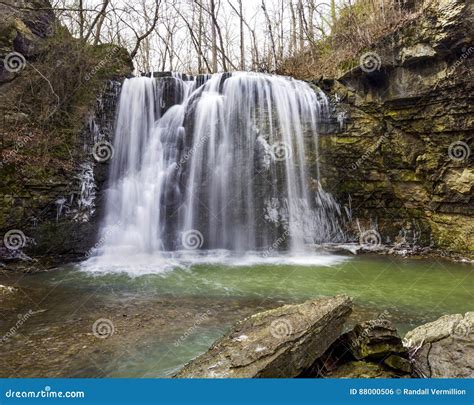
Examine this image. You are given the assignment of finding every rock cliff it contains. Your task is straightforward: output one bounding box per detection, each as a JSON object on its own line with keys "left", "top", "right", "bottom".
{"left": 0, "top": 0, "right": 132, "bottom": 264}
{"left": 315, "top": 0, "right": 473, "bottom": 257}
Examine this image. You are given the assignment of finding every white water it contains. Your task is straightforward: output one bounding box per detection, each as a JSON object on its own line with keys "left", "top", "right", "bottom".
{"left": 83, "top": 72, "right": 346, "bottom": 273}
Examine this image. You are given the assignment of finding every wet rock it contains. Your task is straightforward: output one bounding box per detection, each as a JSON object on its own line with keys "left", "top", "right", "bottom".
{"left": 175, "top": 295, "right": 352, "bottom": 378}
{"left": 404, "top": 312, "right": 474, "bottom": 378}
{"left": 344, "top": 319, "right": 406, "bottom": 360}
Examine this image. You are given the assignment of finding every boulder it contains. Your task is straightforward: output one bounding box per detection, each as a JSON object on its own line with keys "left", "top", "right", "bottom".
{"left": 343, "top": 319, "right": 406, "bottom": 360}
{"left": 311, "top": 318, "right": 412, "bottom": 378}
{"left": 404, "top": 312, "right": 474, "bottom": 378}
{"left": 175, "top": 295, "right": 352, "bottom": 378}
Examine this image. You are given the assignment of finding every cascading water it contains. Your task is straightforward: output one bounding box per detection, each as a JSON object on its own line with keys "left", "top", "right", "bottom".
{"left": 86, "top": 72, "right": 345, "bottom": 270}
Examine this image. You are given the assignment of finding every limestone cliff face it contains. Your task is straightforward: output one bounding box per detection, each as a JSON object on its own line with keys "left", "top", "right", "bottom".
{"left": 0, "top": 0, "right": 132, "bottom": 263}
{"left": 315, "top": 0, "right": 473, "bottom": 257}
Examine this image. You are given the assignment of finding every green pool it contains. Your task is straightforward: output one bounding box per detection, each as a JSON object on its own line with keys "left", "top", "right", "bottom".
{"left": 0, "top": 253, "right": 472, "bottom": 377}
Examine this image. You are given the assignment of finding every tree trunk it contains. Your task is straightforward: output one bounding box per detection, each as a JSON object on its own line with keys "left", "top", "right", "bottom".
{"left": 239, "top": 0, "right": 245, "bottom": 70}
{"left": 210, "top": 0, "right": 218, "bottom": 72}
{"left": 298, "top": 0, "right": 304, "bottom": 51}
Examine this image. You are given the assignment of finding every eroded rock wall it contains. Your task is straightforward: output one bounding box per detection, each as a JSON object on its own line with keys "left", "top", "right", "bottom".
{"left": 315, "top": 0, "right": 473, "bottom": 257}
{"left": 0, "top": 0, "right": 132, "bottom": 263}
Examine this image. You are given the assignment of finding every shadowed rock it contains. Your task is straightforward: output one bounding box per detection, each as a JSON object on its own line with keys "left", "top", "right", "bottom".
{"left": 175, "top": 295, "right": 352, "bottom": 378}
{"left": 308, "top": 317, "right": 411, "bottom": 377}
{"left": 344, "top": 318, "right": 406, "bottom": 360}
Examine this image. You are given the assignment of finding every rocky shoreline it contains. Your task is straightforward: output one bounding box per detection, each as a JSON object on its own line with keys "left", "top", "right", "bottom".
{"left": 318, "top": 243, "right": 474, "bottom": 263}
{"left": 175, "top": 296, "right": 473, "bottom": 378}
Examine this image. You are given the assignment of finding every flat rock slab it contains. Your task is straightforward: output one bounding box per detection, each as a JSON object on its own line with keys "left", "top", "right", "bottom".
{"left": 175, "top": 295, "right": 352, "bottom": 378}
{"left": 404, "top": 312, "right": 474, "bottom": 378}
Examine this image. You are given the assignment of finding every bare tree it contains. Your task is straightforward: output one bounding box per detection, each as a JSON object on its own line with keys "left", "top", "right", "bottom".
{"left": 84, "top": 0, "right": 110, "bottom": 42}
{"left": 210, "top": 0, "right": 218, "bottom": 72}
{"left": 51, "top": 0, "right": 341, "bottom": 74}
{"left": 228, "top": 0, "right": 246, "bottom": 70}
{"left": 238, "top": 0, "right": 244, "bottom": 70}
{"left": 261, "top": 0, "right": 277, "bottom": 70}
{"left": 174, "top": 2, "right": 212, "bottom": 72}
{"left": 130, "top": 0, "right": 161, "bottom": 59}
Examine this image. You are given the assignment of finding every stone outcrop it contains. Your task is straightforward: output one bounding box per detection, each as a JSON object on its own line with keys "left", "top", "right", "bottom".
{"left": 0, "top": 0, "right": 132, "bottom": 263}
{"left": 343, "top": 319, "right": 406, "bottom": 360}
{"left": 309, "top": 318, "right": 412, "bottom": 378}
{"left": 404, "top": 312, "right": 473, "bottom": 378}
{"left": 175, "top": 295, "right": 352, "bottom": 378}
{"left": 314, "top": 0, "right": 474, "bottom": 258}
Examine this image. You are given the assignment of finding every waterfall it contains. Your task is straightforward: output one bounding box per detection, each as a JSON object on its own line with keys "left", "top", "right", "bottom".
{"left": 89, "top": 72, "right": 344, "bottom": 266}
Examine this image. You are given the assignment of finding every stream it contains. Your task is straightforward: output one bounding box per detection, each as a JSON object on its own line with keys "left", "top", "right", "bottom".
{"left": 1, "top": 254, "right": 472, "bottom": 377}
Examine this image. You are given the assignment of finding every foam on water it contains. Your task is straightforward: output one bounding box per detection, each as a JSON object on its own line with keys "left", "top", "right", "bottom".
{"left": 81, "top": 250, "right": 349, "bottom": 277}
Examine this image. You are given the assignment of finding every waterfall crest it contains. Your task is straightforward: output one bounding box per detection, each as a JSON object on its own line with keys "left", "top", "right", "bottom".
{"left": 91, "top": 72, "right": 345, "bottom": 264}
